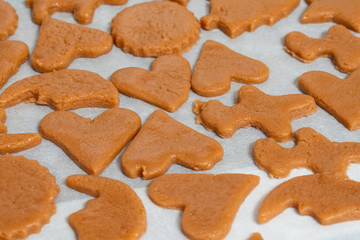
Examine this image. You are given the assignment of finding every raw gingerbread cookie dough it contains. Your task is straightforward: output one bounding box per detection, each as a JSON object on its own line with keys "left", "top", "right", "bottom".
{"left": 285, "top": 25, "right": 360, "bottom": 73}
{"left": 165, "top": 0, "right": 189, "bottom": 6}
{"left": 299, "top": 69, "right": 360, "bottom": 131}
{"left": 201, "top": 0, "right": 300, "bottom": 38}
{"left": 149, "top": 173, "right": 260, "bottom": 240}
{"left": 191, "top": 40, "right": 269, "bottom": 97}
{"left": 193, "top": 85, "right": 317, "bottom": 142}
{"left": 111, "top": 55, "right": 191, "bottom": 112}
{"left": 0, "top": 69, "right": 119, "bottom": 111}
{"left": 111, "top": 1, "right": 200, "bottom": 57}
{"left": 26, "top": 0, "right": 128, "bottom": 25}
{"left": 121, "top": 109, "right": 224, "bottom": 179}
{"left": 258, "top": 173, "right": 360, "bottom": 225}
{"left": 0, "top": 0, "right": 17, "bottom": 40}
{"left": 67, "top": 175, "right": 146, "bottom": 240}
{"left": 40, "top": 108, "right": 141, "bottom": 175}
{"left": 248, "top": 233, "right": 264, "bottom": 240}
{"left": 0, "top": 155, "right": 59, "bottom": 239}
{"left": 31, "top": 18, "right": 113, "bottom": 72}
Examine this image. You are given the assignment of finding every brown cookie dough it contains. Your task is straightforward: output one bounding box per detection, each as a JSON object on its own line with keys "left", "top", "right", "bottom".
{"left": 193, "top": 85, "right": 317, "bottom": 142}
{"left": 285, "top": 25, "right": 360, "bottom": 73}
{"left": 192, "top": 40, "right": 269, "bottom": 97}
{"left": 253, "top": 127, "right": 360, "bottom": 178}
{"left": 0, "top": 155, "right": 59, "bottom": 239}
{"left": 121, "top": 109, "right": 224, "bottom": 179}
{"left": 0, "top": 69, "right": 119, "bottom": 111}
{"left": 258, "top": 173, "right": 360, "bottom": 225}
{"left": 302, "top": 0, "right": 360, "bottom": 33}
{"left": 31, "top": 18, "right": 113, "bottom": 72}
{"left": 111, "top": 55, "right": 191, "bottom": 112}
{"left": 149, "top": 173, "right": 259, "bottom": 240}
{"left": 165, "top": 0, "right": 189, "bottom": 6}
{"left": 26, "top": 0, "right": 128, "bottom": 25}
{"left": 0, "top": 0, "right": 18, "bottom": 40}
{"left": 67, "top": 175, "right": 146, "bottom": 240}
{"left": 40, "top": 108, "right": 141, "bottom": 175}
{"left": 111, "top": 1, "right": 200, "bottom": 57}
{"left": 0, "top": 108, "right": 6, "bottom": 133}
{"left": 0, "top": 40, "right": 29, "bottom": 89}
{"left": 299, "top": 69, "right": 360, "bottom": 131}
{"left": 201, "top": 0, "right": 300, "bottom": 38}
{"left": 248, "top": 233, "right": 264, "bottom": 240}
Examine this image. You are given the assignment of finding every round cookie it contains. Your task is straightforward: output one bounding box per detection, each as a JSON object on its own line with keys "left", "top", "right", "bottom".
{"left": 111, "top": 1, "right": 200, "bottom": 57}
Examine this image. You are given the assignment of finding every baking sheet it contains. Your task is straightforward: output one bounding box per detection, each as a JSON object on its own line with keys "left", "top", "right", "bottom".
{"left": 4, "top": 0, "right": 360, "bottom": 239}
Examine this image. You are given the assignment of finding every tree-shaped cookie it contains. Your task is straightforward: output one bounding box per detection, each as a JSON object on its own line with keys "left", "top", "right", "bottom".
{"left": 200, "top": 0, "right": 300, "bottom": 38}
{"left": 149, "top": 173, "right": 259, "bottom": 240}
{"left": 111, "top": 55, "right": 191, "bottom": 112}
{"left": 0, "top": 69, "right": 119, "bottom": 110}
{"left": 285, "top": 25, "right": 360, "bottom": 73}
{"left": 193, "top": 85, "right": 317, "bottom": 142}
{"left": 253, "top": 127, "right": 360, "bottom": 178}
{"left": 258, "top": 173, "right": 360, "bottom": 225}
{"left": 0, "top": 0, "right": 17, "bottom": 40}
{"left": 31, "top": 18, "right": 113, "bottom": 72}
{"left": 299, "top": 69, "right": 360, "bottom": 131}
{"left": 40, "top": 108, "right": 141, "bottom": 175}
{"left": 192, "top": 40, "right": 269, "bottom": 97}
{"left": 0, "top": 155, "right": 59, "bottom": 239}
{"left": 26, "top": 0, "right": 128, "bottom": 25}
{"left": 302, "top": 0, "right": 360, "bottom": 33}
{"left": 67, "top": 175, "right": 146, "bottom": 240}
{"left": 121, "top": 109, "right": 224, "bottom": 179}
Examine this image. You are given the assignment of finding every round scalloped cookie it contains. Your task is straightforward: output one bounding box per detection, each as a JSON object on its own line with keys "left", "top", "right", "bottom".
{"left": 0, "top": 0, "right": 18, "bottom": 40}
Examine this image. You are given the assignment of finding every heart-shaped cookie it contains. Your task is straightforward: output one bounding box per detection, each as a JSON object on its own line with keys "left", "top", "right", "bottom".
{"left": 39, "top": 108, "right": 141, "bottom": 175}
{"left": 111, "top": 55, "right": 191, "bottom": 112}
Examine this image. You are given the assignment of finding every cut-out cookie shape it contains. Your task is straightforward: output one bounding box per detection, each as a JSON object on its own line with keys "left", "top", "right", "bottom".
{"left": 253, "top": 127, "right": 360, "bottom": 178}
{"left": 165, "top": 0, "right": 189, "bottom": 6}
{"left": 0, "top": 0, "right": 17, "bottom": 40}
{"left": 149, "top": 173, "right": 259, "bottom": 240}
{"left": 302, "top": 0, "right": 360, "bottom": 33}
{"left": 111, "top": 1, "right": 200, "bottom": 57}
{"left": 0, "top": 155, "right": 59, "bottom": 239}
{"left": 200, "top": 0, "right": 300, "bottom": 38}
{"left": 121, "top": 109, "right": 224, "bottom": 179}
{"left": 285, "top": 25, "right": 360, "bottom": 73}
{"left": 0, "top": 40, "right": 29, "bottom": 89}
{"left": 111, "top": 55, "right": 191, "bottom": 112}
{"left": 67, "top": 175, "right": 146, "bottom": 240}
{"left": 0, "top": 69, "right": 119, "bottom": 110}
{"left": 248, "top": 233, "right": 264, "bottom": 240}
{"left": 193, "top": 85, "right": 317, "bottom": 142}
{"left": 299, "top": 69, "right": 360, "bottom": 131}
{"left": 31, "top": 18, "right": 113, "bottom": 72}
{"left": 40, "top": 108, "right": 141, "bottom": 175}
{"left": 258, "top": 173, "right": 360, "bottom": 225}
{"left": 192, "top": 40, "right": 269, "bottom": 97}
{"left": 26, "top": 0, "right": 128, "bottom": 25}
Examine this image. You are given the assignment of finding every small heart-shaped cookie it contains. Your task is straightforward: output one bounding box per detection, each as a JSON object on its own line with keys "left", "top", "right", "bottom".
{"left": 40, "top": 108, "right": 141, "bottom": 175}
{"left": 111, "top": 55, "right": 191, "bottom": 112}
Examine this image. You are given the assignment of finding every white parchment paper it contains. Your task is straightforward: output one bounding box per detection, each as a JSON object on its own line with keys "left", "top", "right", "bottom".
{"left": 4, "top": 0, "right": 360, "bottom": 239}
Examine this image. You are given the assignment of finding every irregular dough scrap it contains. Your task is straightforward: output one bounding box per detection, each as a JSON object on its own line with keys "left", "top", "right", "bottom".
{"left": 0, "top": 0, "right": 18, "bottom": 40}
{"left": 40, "top": 108, "right": 141, "bottom": 175}
{"left": 0, "top": 40, "right": 29, "bottom": 90}
{"left": 67, "top": 175, "right": 146, "bottom": 240}
{"left": 165, "top": 0, "right": 189, "bottom": 6}
{"left": 0, "top": 108, "right": 6, "bottom": 133}
{"left": 149, "top": 173, "right": 260, "bottom": 240}
{"left": 285, "top": 25, "right": 360, "bottom": 73}
{"left": 121, "top": 109, "right": 224, "bottom": 179}
{"left": 253, "top": 127, "right": 360, "bottom": 178}
{"left": 111, "top": 1, "right": 200, "bottom": 57}
{"left": 248, "top": 233, "right": 264, "bottom": 240}
{"left": 299, "top": 69, "right": 360, "bottom": 131}
{"left": 111, "top": 55, "right": 191, "bottom": 112}
{"left": 31, "top": 18, "right": 113, "bottom": 72}
{"left": 193, "top": 85, "right": 317, "bottom": 142}
{"left": 191, "top": 40, "right": 269, "bottom": 97}
{"left": 0, "top": 69, "right": 119, "bottom": 110}
{"left": 0, "top": 155, "right": 59, "bottom": 239}
{"left": 26, "top": 0, "right": 128, "bottom": 25}
{"left": 201, "top": 0, "right": 300, "bottom": 38}
{"left": 258, "top": 173, "right": 360, "bottom": 225}
{"left": 302, "top": 0, "right": 360, "bottom": 33}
